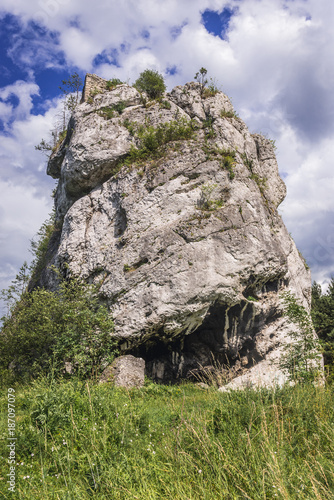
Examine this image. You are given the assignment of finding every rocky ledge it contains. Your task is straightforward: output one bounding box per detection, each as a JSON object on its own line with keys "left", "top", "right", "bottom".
{"left": 42, "top": 75, "right": 313, "bottom": 388}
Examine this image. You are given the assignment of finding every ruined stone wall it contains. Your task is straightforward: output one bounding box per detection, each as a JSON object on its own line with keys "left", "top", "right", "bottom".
{"left": 81, "top": 73, "right": 107, "bottom": 102}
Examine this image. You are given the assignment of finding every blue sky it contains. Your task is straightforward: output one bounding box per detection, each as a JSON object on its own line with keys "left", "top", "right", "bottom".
{"left": 0, "top": 0, "right": 334, "bottom": 314}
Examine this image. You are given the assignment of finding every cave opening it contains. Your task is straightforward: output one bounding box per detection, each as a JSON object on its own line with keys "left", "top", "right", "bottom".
{"left": 129, "top": 299, "right": 265, "bottom": 383}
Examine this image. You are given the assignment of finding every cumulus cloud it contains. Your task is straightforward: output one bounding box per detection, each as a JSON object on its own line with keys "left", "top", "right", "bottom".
{"left": 0, "top": 81, "right": 61, "bottom": 302}
{"left": 0, "top": 80, "right": 39, "bottom": 125}
{"left": 0, "top": 0, "right": 333, "bottom": 294}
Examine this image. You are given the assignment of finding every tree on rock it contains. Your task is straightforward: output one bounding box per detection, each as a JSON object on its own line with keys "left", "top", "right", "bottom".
{"left": 134, "top": 69, "right": 166, "bottom": 99}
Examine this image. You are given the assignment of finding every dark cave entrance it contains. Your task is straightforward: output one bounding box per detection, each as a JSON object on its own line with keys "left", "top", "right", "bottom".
{"left": 129, "top": 299, "right": 275, "bottom": 383}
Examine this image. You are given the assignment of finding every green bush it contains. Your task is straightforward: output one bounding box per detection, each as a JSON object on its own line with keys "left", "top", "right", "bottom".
{"left": 199, "top": 183, "right": 223, "bottom": 211}
{"left": 134, "top": 69, "right": 166, "bottom": 99}
{"left": 0, "top": 277, "right": 116, "bottom": 381}
{"left": 98, "top": 102, "right": 127, "bottom": 120}
{"left": 159, "top": 99, "right": 171, "bottom": 110}
{"left": 106, "top": 78, "right": 123, "bottom": 90}
{"left": 220, "top": 109, "right": 237, "bottom": 119}
{"left": 194, "top": 67, "right": 208, "bottom": 96}
{"left": 29, "top": 212, "right": 58, "bottom": 287}
{"left": 123, "top": 118, "right": 195, "bottom": 165}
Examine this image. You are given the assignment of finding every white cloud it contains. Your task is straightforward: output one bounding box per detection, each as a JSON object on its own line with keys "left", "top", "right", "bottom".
{"left": 0, "top": 82, "right": 61, "bottom": 301}
{"left": 0, "top": 0, "right": 333, "bottom": 289}
{"left": 0, "top": 80, "right": 39, "bottom": 125}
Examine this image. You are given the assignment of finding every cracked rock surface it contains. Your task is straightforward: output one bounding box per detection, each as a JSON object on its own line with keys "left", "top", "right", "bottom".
{"left": 43, "top": 79, "right": 313, "bottom": 387}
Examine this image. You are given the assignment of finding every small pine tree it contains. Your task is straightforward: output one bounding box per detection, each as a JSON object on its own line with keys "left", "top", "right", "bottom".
{"left": 59, "top": 72, "right": 83, "bottom": 114}
{"left": 35, "top": 74, "right": 83, "bottom": 157}
{"left": 194, "top": 67, "right": 208, "bottom": 95}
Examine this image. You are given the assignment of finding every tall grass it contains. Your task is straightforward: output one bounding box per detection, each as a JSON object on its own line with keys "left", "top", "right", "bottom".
{"left": 1, "top": 378, "right": 334, "bottom": 499}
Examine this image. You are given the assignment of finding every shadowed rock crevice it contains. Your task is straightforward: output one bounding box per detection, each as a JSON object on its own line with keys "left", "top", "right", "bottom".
{"left": 128, "top": 297, "right": 281, "bottom": 383}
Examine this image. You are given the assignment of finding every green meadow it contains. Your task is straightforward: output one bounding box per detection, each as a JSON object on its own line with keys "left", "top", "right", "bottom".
{"left": 1, "top": 378, "right": 334, "bottom": 499}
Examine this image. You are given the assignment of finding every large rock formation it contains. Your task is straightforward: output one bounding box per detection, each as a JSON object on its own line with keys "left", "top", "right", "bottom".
{"left": 43, "top": 74, "right": 314, "bottom": 387}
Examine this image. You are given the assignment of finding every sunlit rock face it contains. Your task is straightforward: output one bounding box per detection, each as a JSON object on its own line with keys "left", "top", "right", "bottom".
{"left": 42, "top": 76, "right": 313, "bottom": 388}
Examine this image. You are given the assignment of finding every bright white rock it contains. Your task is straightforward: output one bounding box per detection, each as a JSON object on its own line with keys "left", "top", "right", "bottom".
{"left": 41, "top": 77, "right": 316, "bottom": 386}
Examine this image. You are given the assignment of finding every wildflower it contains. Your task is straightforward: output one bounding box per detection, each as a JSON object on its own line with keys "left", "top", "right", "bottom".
{"left": 198, "top": 470, "right": 202, "bottom": 474}
{"left": 31, "top": 453, "right": 34, "bottom": 457}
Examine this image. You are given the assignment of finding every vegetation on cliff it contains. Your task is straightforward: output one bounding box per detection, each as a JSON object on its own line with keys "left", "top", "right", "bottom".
{"left": 0, "top": 218, "right": 116, "bottom": 383}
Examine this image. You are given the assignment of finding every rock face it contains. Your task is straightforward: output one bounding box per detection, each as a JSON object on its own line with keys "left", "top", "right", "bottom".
{"left": 43, "top": 76, "right": 314, "bottom": 388}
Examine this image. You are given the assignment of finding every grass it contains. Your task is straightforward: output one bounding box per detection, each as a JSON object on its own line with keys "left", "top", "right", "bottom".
{"left": 106, "top": 79, "right": 124, "bottom": 90}
{"left": 98, "top": 102, "right": 127, "bottom": 120}
{"left": 250, "top": 173, "right": 267, "bottom": 196}
{"left": 1, "top": 378, "right": 334, "bottom": 499}
{"left": 51, "top": 130, "right": 67, "bottom": 153}
{"left": 122, "top": 118, "right": 195, "bottom": 166}
{"left": 220, "top": 110, "right": 238, "bottom": 119}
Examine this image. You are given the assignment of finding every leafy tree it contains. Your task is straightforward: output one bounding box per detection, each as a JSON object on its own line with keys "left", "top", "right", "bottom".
{"left": 0, "top": 212, "right": 117, "bottom": 381}
{"left": 35, "top": 127, "right": 65, "bottom": 157}
{"left": 59, "top": 72, "right": 83, "bottom": 115}
{"left": 0, "top": 262, "right": 30, "bottom": 316}
{"left": 311, "top": 279, "right": 334, "bottom": 380}
{"left": 36, "top": 73, "right": 83, "bottom": 156}
{"left": 134, "top": 69, "right": 166, "bottom": 99}
{"left": 278, "top": 291, "right": 322, "bottom": 383}
{"left": 0, "top": 278, "right": 116, "bottom": 380}
{"left": 194, "top": 68, "right": 220, "bottom": 97}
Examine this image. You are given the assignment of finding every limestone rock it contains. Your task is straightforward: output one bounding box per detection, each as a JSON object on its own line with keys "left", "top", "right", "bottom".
{"left": 100, "top": 355, "right": 145, "bottom": 388}
{"left": 41, "top": 76, "right": 319, "bottom": 387}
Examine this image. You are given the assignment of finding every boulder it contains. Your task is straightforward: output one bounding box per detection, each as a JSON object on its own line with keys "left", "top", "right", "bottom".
{"left": 100, "top": 355, "right": 145, "bottom": 388}
{"left": 40, "top": 76, "right": 320, "bottom": 387}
